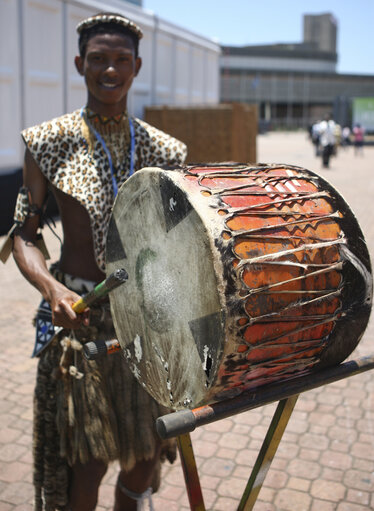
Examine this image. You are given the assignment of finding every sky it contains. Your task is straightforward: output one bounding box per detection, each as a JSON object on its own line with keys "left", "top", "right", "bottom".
{"left": 142, "top": 0, "right": 374, "bottom": 75}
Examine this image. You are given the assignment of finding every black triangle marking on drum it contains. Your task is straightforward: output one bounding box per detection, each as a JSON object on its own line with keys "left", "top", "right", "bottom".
{"left": 159, "top": 174, "right": 193, "bottom": 232}
{"left": 106, "top": 216, "right": 127, "bottom": 263}
{"left": 189, "top": 312, "right": 224, "bottom": 380}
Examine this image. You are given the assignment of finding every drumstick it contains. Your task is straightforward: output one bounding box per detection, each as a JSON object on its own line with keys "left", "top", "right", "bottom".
{"left": 83, "top": 338, "right": 121, "bottom": 360}
{"left": 72, "top": 268, "right": 128, "bottom": 313}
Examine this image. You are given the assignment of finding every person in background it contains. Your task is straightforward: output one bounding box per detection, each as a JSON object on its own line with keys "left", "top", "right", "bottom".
{"left": 4, "top": 12, "right": 187, "bottom": 511}
{"left": 332, "top": 122, "right": 341, "bottom": 155}
{"left": 341, "top": 125, "right": 351, "bottom": 149}
{"left": 353, "top": 123, "right": 365, "bottom": 155}
{"left": 318, "top": 113, "right": 336, "bottom": 168}
{"left": 311, "top": 120, "right": 321, "bottom": 156}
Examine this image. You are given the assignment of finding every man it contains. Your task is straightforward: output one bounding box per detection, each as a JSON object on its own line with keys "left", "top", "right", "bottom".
{"left": 8, "top": 12, "right": 187, "bottom": 511}
{"left": 317, "top": 113, "right": 336, "bottom": 168}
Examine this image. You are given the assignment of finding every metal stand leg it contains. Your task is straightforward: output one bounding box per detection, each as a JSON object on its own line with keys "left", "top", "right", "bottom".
{"left": 158, "top": 357, "right": 374, "bottom": 511}
{"left": 177, "top": 433, "right": 206, "bottom": 511}
{"left": 176, "top": 396, "right": 298, "bottom": 511}
{"left": 237, "top": 395, "right": 299, "bottom": 511}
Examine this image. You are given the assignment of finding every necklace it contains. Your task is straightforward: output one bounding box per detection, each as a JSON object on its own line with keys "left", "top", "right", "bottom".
{"left": 80, "top": 107, "right": 135, "bottom": 196}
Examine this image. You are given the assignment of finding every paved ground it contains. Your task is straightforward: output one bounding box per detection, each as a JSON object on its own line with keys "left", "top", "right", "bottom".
{"left": 0, "top": 132, "right": 373, "bottom": 510}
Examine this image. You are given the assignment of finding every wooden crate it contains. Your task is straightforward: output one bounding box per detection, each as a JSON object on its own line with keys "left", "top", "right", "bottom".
{"left": 144, "top": 103, "right": 257, "bottom": 164}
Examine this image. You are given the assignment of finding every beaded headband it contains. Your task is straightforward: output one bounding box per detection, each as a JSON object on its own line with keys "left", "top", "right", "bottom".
{"left": 76, "top": 13, "right": 143, "bottom": 40}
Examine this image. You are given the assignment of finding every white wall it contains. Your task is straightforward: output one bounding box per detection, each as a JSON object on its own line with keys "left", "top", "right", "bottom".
{"left": 22, "top": 0, "right": 65, "bottom": 127}
{"left": 0, "top": 0, "right": 22, "bottom": 169}
{"left": 0, "top": 0, "right": 220, "bottom": 172}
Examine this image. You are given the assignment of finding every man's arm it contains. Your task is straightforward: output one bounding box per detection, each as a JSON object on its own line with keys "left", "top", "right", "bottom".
{"left": 12, "top": 149, "right": 88, "bottom": 329}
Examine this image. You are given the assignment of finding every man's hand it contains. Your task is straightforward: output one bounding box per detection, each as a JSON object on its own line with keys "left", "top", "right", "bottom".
{"left": 49, "top": 282, "right": 90, "bottom": 329}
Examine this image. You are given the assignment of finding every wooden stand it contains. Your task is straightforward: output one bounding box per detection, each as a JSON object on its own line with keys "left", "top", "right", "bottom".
{"left": 156, "top": 355, "right": 374, "bottom": 511}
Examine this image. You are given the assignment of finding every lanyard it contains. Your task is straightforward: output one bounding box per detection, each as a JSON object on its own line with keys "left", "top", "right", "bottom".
{"left": 80, "top": 107, "right": 135, "bottom": 197}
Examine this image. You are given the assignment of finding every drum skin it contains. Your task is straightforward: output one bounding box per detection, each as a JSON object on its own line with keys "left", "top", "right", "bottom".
{"left": 106, "top": 163, "right": 372, "bottom": 410}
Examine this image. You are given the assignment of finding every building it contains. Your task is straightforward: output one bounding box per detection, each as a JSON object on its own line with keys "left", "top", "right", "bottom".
{"left": 220, "top": 13, "right": 374, "bottom": 130}
{"left": 0, "top": 0, "right": 220, "bottom": 174}
{"left": 303, "top": 12, "right": 337, "bottom": 54}
{"left": 0, "top": 0, "right": 220, "bottom": 234}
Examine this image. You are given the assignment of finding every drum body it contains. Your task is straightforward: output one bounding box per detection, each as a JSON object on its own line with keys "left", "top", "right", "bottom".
{"left": 106, "top": 164, "right": 372, "bottom": 410}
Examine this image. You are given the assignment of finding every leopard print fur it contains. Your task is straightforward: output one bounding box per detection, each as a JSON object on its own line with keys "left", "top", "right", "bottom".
{"left": 22, "top": 109, "right": 187, "bottom": 270}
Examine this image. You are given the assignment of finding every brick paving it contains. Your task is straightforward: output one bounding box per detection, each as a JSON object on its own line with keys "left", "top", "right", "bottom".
{"left": 0, "top": 131, "right": 373, "bottom": 510}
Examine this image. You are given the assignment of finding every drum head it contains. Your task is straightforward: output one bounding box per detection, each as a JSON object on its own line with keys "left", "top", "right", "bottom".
{"left": 106, "top": 168, "right": 225, "bottom": 409}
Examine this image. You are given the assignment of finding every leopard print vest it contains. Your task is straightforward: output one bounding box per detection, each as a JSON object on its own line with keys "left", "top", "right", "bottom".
{"left": 21, "top": 109, "right": 187, "bottom": 270}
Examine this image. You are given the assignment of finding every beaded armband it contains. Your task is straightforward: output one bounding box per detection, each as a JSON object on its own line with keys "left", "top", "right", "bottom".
{"left": 13, "top": 187, "right": 43, "bottom": 225}
{"left": 0, "top": 186, "right": 50, "bottom": 263}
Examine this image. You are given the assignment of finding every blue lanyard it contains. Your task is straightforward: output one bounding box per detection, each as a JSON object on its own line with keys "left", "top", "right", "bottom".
{"left": 80, "top": 107, "right": 135, "bottom": 197}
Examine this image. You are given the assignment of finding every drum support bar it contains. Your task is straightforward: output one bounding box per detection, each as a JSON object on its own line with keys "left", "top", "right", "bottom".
{"left": 156, "top": 355, "right": 374, "bottom": 439}
{"left": 156, "top": 355, "right": 374, "bottom": 511}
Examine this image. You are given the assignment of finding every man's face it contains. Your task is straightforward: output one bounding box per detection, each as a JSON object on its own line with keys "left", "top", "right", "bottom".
{"left": 75, "top": 32, "right": 142, "bottom": 114}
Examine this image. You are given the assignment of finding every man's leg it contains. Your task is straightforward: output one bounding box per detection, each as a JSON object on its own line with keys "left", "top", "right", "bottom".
{"left": 322, "top": 145, "right": 331, "bottom": 167}
{"left": 114, "top": 446, "right": 162, "bottom": 511}
{"left": 69, "top": 459, "right": 108, "bottom": 511}
{"left": 322, "top": 146, "right": 328, "bottom": 167}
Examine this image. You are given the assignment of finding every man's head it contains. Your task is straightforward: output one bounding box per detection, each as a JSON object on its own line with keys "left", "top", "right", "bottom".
{"left": 75, "top": 12, "right": 143, "bottom": 114}
{"left": 77, "top": 12, "right": 143, "bottom": 58}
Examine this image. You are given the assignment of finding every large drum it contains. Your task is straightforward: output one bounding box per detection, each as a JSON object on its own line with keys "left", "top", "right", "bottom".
{"left": 106, "top": 163, "right": 372, "bottom": 410}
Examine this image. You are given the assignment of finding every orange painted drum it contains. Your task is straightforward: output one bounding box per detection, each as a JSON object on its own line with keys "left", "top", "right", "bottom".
{"left": 106, "top": 164, "right": 372, "bottom": 410}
